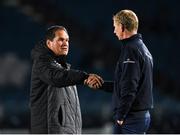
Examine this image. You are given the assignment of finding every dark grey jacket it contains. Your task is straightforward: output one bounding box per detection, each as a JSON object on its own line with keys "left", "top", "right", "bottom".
{"left": 30, "top": 41, "right": 88, "bottom": 133}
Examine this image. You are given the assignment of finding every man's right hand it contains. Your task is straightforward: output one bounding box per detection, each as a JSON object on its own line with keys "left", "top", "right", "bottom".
{"left": 84, "top": 74, "right": 104, "bottom": 89}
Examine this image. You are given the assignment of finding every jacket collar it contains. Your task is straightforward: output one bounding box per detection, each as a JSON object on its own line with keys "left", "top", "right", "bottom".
{"left": 121, "top": 33, "right": 142, "bottom": 44}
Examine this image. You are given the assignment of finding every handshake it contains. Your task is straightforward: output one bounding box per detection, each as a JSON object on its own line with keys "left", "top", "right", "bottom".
{"left": 84, "top": 74, "right": 104, "bottom": 89}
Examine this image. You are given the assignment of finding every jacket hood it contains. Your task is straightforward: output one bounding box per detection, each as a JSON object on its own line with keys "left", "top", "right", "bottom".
{"left": 31, "top": 40, "right": 50, "bottom": 60}
{"left": 31, "top": 40, "right": 68, "bottom": 65}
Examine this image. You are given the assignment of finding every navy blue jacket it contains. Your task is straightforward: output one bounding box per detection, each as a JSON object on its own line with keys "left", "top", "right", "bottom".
{"left": 102, "top": 34, "right": 153, "bottom": 121}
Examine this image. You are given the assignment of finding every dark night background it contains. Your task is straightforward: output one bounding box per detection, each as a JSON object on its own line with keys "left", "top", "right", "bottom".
{"left": 0, "top": 0, "right": 180, "bottom": 133}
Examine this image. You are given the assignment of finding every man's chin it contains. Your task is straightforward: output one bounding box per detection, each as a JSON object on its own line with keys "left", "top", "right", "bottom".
{"left": 56, "top": 52, "right": 68, "bottom": 56}
{"left": 61, "top": 52, "right": 68, "bottom": 56}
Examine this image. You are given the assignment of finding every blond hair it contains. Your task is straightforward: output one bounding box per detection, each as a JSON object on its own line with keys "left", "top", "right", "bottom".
{"left": 113, "top": 9, "right": 139, "bottom": 32}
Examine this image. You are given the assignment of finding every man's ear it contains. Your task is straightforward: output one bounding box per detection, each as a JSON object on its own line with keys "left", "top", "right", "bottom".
{"left": 46, "top": 40, "right": 51, "bottom": 48}
{"left": 122, "top": 24, "right": 125, "bottom": 32}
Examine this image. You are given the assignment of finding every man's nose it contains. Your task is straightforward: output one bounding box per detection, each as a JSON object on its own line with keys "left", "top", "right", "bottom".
{"left": 62, "top": 42, "right": 68, "bottom": 46}
{"left": 114, "top": 29, "right": 116, "bottom": 33}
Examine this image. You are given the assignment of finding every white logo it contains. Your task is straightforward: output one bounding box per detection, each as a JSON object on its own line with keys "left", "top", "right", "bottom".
{"left": 123, "top": 58, "right": 135, "bottom": 64}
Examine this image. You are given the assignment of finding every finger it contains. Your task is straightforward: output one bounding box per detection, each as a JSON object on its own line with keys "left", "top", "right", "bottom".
{"left": 90, "top": 77, "right": 103, "bottom": 87}
{"left": 92, "top": 82, "right": 101, "bottom": 89}
{"left": 88, "top": 84, "right": 96, "bottom": 89}
{"left": 87, "top": 79, "right": 100, "bottom": 89}
{"left": 92, "top": 74, "right": 104, "bottom": 84}
{"left": 92, "top": 83, "right": 99, "bottom": 89}
{"left": 89, "top": 76, "right": 101, "bottom": 85}
{"left": 88, "top": 79, "right": 99, "bottom": 86}
{"left": 88, "top": 75, "right": 103, "bottom": 87}
{"left": 95, "top": 75, "right": 104, "bottom": 84}
{"left": 86, "top": 75, "right": 97, "bottom": 84}
{"left": 86, "top": 77, "right": 94, "bottom": 84}
{"left": 93, "top": 77, "right": 103, "bottom": 87}
{"left": 94, "top": 83, "right": 100, "bottom": 89}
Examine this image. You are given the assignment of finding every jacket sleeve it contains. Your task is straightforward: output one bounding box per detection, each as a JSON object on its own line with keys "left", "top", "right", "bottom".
{"left": 116, "top": 46, "right": 141, "bottom": 121}
{"left": 33, "top": 56, "right": 89, "bottom": 87}
{"left": 99, "top": 81, "right": 114, "bottom": 93}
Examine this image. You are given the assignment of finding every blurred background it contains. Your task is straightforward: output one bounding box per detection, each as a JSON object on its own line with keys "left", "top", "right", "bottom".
{"left": 0, "top": 0, "right": 180, "bottom": 133}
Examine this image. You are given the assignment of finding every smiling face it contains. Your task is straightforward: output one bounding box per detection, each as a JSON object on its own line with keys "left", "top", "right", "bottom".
{"left": 46, "top": 29, "right": 69, "bottom": 56}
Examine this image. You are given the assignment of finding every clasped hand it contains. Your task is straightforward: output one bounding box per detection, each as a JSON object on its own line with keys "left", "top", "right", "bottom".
{"left": 84, "top": 74, "right": 104, "bottom": 89}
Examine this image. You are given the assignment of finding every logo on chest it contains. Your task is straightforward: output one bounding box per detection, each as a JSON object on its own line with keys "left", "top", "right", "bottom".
{"left": 123, "top": 58, "right": 135, "bottom": 64}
